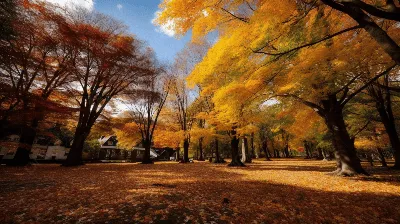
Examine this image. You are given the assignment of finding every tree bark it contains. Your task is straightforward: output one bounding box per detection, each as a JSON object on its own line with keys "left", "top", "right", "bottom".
{"left": 262, "top": 139, "right": 271, "bottom": 161}
{"left": 283, "top": 133, "right": 290, "bottom": 158}
{"left": 276, "top": 149, "right": 280, "bottom": 158}
{"left": 322, "top": 97, "right": 368, "bottom": 176}
{"left": 214, "top": 138, "right": 222, "bottom": 163}
{"left": 241, "top": 137, "right": 252, "bottom": 163}
{"left": 241, "top": 138, "right": 246, "bottom": 163}
{"left": 304, "top": 141, "right": 311, "bottom": 159}
{"left": 199, "top": 137, "right": 204, "bottom": 161}
{"left": 10, "top": 125, "right": 35, "bottom": 166}
{"left": 373, "top": 92, "right": 400, "bottom": 169}
{"left": 284, "top": 145, "right": 290, "bottom": 158}
{"left": 176, "top": 147, "right": 180, "bottom": 161}
{"left": 142, "top": 139, "right": 153, "bottom": 164}
{"left": 10, "top": 104, "right": 41, "bottom": 166}
{"left": 182, "top": 138, "right": 190, "bottom": 163}
{"left": 228, "top": 129, "right": 245, "bottom": 166}
{"left": 63, "top": 127, "right": 87, "bottom": 166}
{"left": 251, "top": 133, "right": 256, "bottom": 159}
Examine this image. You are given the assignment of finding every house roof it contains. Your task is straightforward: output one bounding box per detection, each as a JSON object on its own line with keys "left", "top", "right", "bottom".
{"left": 132, "top": 147, "right": 159, "bottom": 157}
{"left": 98, "top": 135, "right": 114, "bottom": 145}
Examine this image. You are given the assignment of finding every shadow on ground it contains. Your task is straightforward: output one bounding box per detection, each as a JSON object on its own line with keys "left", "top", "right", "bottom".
{"left": 0, "top": 160, "right": 399, "bottom": 223}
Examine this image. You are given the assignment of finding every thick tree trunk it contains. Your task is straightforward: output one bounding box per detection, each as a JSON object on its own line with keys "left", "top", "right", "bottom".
{"left": 10, "top": 125, "right": 36, "bottom": 166}
{"left": 228, "top": 129, "right": 245, "bottom": 167}
{"left": 322, "top": 97, "right": 368, "bottom": 176}
{"left": 182, "top": 138, "right": 189, "bottom": 163}
{"left": 10, "top": 99, "right": 47, "bottom": 166}
{"left": 214, "top": 138, "right": 222, "bottom": 163}
{"left": 198, "top": 137, "right": 205, "bottom": 161}
{"left": 63, "top": 128, "right": 87, "bottom": 166}
{"left": 142, "top": 139, "right": 153, "bottom": 164}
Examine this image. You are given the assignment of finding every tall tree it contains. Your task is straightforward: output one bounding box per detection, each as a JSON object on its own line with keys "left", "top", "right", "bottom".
{"left": 367, "top": 70, "right": 400, "bottom": 168}
{"left": 126, "top": 71, "right": 170, "bottom": 164}
{"left": 63, "top": 10, "right": 153, "bottom": 166}
{"left": 0, "top": 1, "right": 75, "bottom": 165}
{"left": 170, "top": 77, "right": 193, "bottom": 163}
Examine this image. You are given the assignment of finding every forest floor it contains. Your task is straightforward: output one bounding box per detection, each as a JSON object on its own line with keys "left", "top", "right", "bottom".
{"left": 0, "top": 159, "right": 400, "bottom": 224}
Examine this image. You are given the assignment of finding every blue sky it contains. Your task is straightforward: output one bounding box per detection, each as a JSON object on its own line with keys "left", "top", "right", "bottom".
{"left": 45, "top": 0, "right": 191, "bottom": 63}
{"left": 95, "top": 0, "right": 191, "bottom": 63}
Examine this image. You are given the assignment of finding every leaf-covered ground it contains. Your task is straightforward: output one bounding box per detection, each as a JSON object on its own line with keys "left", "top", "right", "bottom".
{"left": 1, "top": 159, "right": 400, "bottom": 223}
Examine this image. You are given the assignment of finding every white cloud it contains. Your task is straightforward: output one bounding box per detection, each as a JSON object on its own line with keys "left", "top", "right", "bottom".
{"left": 117, "top": 4, "right": 123, "bottom": 10}
{"left": 151, "top": 10, "right": 175, "bottom": 37}
{"left": 41, "top": 0, "right": 94, "bottom": 10}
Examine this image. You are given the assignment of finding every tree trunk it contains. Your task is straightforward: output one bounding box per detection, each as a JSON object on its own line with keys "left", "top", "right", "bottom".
{"left": 304, "top": 141, "right": 311, "bottom": 159}
{"left": 63, "top": 128, "right": 87, "bottom": 166}
{"left": 322, "top": 148, "right": 328, "bottom": 161}
{"left": 198, "top": 137, "right": 205, "bottom": 161}
{"left": 284, "top": 145, "right": 290, "bottom": 158}
{"left": 176, "top": 147, "right": 180, "bottom": 161}
{"left": 130, "top": 150, "right": 137, "bottom": 163}
{"left": 262, "top": 139, "right": 271, "bottom": 161}
{"left": 283, "top": 134, "right": 290, "bottom": 158}
{"left": 142, "top": 139, "right": 153, "bottom": 164}
{"left": 10, "top": 99, "right": 46, "bottom": 166}
{"left": 317, "top": 148, "right": 324, "bottom": 160}
{"left": 228, "top": 129, "right": 245, "bottom": 167}
{"left": 182, "top": 138, "right": 189, "bottom": 163}
{"left": 251, "top": 133, "right": 256, "bottom": 159}
{"left": 275, "top": 149, "right": 280, "bottom": 158}
{"left": 241, "top": 138, "right": 246, "bottom": 163}
{"left": 214, "top": 138, "right": 222, "bottom": 163}
{"left": 375, "top": 99, "right": 400, "bottom": 169}
{"left": 376, "top": 148, "right": 387, "bottom": 167}
{"left": 10, "top": 125, "right": 36, "bottom": 166}
{"left": 241, "top": 137, "right": 251, "bottom": 163}
{"left": 322, "top": 97, "right": 368, "bottom": 176}
{"left": 367, "top": 153, "right": 374, "bottom": 166}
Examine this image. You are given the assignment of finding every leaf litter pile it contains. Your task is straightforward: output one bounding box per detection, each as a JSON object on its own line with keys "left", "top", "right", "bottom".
{"left": 1, "top": 159, "right": 400, "bottom": 223}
